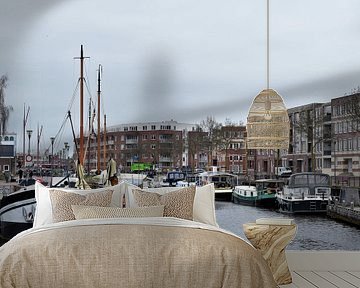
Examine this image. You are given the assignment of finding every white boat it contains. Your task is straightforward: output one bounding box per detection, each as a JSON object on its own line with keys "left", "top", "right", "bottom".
{"left": 0, "top": 176, "right": 77, "bottom": 240}
{"left": 0, "top": 180, "right": 36, "bottom": 239}
{"left": 276, "top": 172, "right": 331, "bottom": 214}
{"left": 118, "top": 173, "right": 148, "bottom": 186}
{"left": 197, "top": 171, "right": 237, "bottom": 201}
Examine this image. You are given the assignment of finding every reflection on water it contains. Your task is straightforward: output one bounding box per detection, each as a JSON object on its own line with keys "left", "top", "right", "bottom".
{"left": 215, "top": 201, "right": 360, "bottom": 250}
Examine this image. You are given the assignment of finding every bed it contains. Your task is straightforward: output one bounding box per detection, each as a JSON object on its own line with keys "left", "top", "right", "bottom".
{"left": 0, "top": 182, "right": 277, "bottom": 288}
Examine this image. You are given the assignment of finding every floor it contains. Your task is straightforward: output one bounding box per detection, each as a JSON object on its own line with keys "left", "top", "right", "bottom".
{"left": 280, "top": 251, "right": 360, "bottom": 288}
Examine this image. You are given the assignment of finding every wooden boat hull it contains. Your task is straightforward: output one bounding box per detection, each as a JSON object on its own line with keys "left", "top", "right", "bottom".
{"left": 232, "top": 193, "right": 256, "bottom": 206}
{"left": 0, "top": 188, "right": 35, "bottom": 239}
{"left": 232, "top": 193, "right": 277, "bottom": 208}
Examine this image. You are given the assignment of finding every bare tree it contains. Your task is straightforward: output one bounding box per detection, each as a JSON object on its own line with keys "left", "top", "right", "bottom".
{"left": 199, "top": 116, "right": 222, "bottom": 168}
{"left": 292, "top": 105, "right": 330, "bottom": 172}
{"left": 217, "top": 124, "right": 239, "bottom": 172}
{"left": 344, "top": 93, "right": 360, "bottom": 132}
{"left": 187, "top": 129, "right": 208, "bottom": 170}
{"left": 0, "top": 75, "right": 13, "bottom": 135}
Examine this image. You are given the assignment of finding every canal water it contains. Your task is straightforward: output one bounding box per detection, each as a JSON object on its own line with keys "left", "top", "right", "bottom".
{"left": 215, "top": 201, "right": 360, "bottom": 250}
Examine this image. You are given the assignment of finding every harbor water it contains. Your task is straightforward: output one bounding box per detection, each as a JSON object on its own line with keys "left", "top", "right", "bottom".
{"left": 216, "top": 201, "right": 360, "bottom": 250}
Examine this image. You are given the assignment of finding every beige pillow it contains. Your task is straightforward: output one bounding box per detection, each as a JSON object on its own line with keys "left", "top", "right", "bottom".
{"left": 34, "top": 182, "right": 126, "bottom": 228}
{"left": 71, "top": 205, "right": 164, "bottom": 219}
{"left": 142, "top": 184, "right": 218, "bottom": 227}
{"left": 49, "top": 189, "right": 113, "bottom": 222}
{"left": 132, "top": 186, "right": 196, "bottom": 220}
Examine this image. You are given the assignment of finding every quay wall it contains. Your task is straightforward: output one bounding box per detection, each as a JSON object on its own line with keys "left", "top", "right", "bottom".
{"left": 327, "top": 204, "right": 360, "bottom": 226}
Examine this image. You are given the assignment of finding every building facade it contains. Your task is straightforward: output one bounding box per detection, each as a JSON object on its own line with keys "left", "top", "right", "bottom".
{"left": 284, "top": 93, "right": 360, "bottom": 178}
{"left": 216, "top": 125, "right": 246, "bottom": 174}
{"left": 331, "top": 93, "right": 360, "bottom": 177}
{"left": 83, "top": 120, "right": 197, "bottom": 173}
{"left": 0, "top": 133, "right": 17, "bottom": 175}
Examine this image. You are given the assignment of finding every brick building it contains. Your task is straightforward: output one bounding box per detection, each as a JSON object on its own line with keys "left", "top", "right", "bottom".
{"left": 83, "top": 120, "right": 197, "bottom": 173}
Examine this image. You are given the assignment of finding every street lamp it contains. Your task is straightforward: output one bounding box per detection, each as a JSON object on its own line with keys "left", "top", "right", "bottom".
{"left": 26, "top": 129, "right": 33, "bottom": 155}
{"left": 50, "top": 137, "right": 55, "bottom": 164}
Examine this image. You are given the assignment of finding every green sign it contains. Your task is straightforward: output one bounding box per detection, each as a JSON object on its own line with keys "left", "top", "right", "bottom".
{"left": 131, "top": 163, "right": 152, "bottom": 171}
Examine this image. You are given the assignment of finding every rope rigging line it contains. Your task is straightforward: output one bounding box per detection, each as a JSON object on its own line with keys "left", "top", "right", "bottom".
{"left": 82, "top": 107, "right": 96, "bottom": 164}
{"left": 84, "top": 79, "right": 97, "bottom": 110}
{"left": 44, "top": 79, "right": 81, "bottom": 153}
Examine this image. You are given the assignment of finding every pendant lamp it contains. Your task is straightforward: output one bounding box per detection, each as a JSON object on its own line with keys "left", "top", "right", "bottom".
{"left": 246, "top": 0, "right": 290, "bottom": 150}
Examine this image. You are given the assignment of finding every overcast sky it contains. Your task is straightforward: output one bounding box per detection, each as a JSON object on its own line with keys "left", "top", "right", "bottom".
{"left": 2, "top": 0, "right": 360, "bottom": 154}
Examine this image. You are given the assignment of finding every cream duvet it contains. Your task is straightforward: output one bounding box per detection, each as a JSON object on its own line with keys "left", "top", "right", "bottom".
{"left": 0, "top": 217, "right": 276, "bottom": 288}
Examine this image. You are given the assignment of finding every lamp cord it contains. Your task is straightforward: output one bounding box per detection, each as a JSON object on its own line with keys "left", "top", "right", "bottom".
{"left": 267, "top": 0, "right": 270, "bottom": 90}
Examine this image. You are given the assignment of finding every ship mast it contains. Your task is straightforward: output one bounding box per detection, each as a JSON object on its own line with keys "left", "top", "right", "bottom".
{"left": 103, "top": 114, "right": 107, "bottom": 170}
{"left": 74, "top": 45, "right": 89, "bottom": 165}
{"left": 97, "top": 65, "right": 102, "bottom": 174}
{"left": 79, "top": 46, "right": 85, "bottom": 165}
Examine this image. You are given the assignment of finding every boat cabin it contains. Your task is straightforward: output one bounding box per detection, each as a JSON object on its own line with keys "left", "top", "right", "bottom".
{"left": 197, "top": 172, "right": 237, "bottom": 189}
{"left": 255, "top": 179, "right": 285, "bottom": 195}
{"left": 285, "top": 173, "right": 331, "bottom": 199}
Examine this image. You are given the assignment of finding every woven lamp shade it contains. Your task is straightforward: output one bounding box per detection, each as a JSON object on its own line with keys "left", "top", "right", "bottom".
{"left": 246, "top": 89, "right": 290, "bottom": 149}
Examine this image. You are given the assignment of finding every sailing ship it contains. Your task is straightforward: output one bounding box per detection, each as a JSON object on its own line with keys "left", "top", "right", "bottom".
{"left": 0, "top": 45, "right": 107, "bottom": 239}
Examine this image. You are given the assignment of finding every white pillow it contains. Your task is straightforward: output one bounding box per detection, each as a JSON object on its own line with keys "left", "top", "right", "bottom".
{"left": 192, "top": 184, "right": 218, "bottom": 227}
{"left": 132, "top": 184, "right": 218, "bottom": 227}
{"left": 72, "top": 205, "right": 164, "bottom": 219}
{"left": 33, "top": 181, "right": 127, "bottom": 228}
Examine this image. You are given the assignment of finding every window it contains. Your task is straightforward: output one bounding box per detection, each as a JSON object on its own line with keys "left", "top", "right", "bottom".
{"left": 352, "top": 120, "right": 357, "bottom": 131}
{"left": 3, "top": 165, "right": 9, "bottom": 171}
{"left": 126, "top": 135, "right": 138, "bottom": 140}
{"left": 354, "top": 138, "right": 358, "bottom": 151}
{"left": 130, "top": 126, "right": 137, "bottom": 131}
{"left": 124, "top": 127, "right": 128, "bottom": 131}
{"left": 142, "top": 134, "right": 148, "bottom": 140}
{"left": 151, "top": 144, "right": 156, "bottom": 149}
{"left": 143, "top": 126, "right": 147, "bottom": 131}
{"left": 151, "top": 125, "right": 156, "bottom": 130}
{"left": 341, "top": 104, "right": 345, "bottom": 115}
{"left": 343, "top": 139, "right": 347, "bottom": 151}
{"left": 317, "top": 159, "right": 322, "bottom": 169}
{"left": 349, "top": 138, "right": 353, "bottom": 151}
{"left": 151, "top": 135, "right": 156, "bottom": 140}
